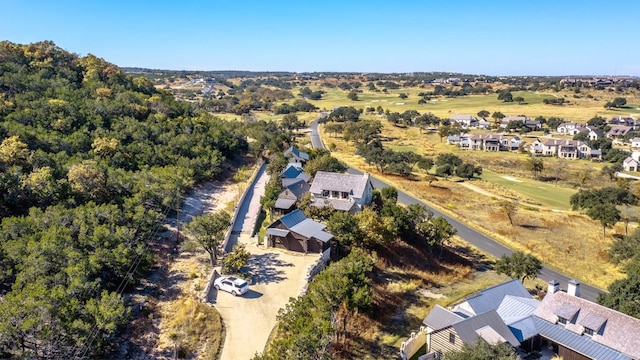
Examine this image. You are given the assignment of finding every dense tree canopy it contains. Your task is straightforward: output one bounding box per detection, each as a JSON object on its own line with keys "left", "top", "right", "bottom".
{"left": 0, "top": 41, "right": 282, "bottom": 358}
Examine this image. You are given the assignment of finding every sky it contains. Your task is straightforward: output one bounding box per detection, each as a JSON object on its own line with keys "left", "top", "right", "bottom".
{"left": 2, "top": 0, "right": 640, "bottom": 76}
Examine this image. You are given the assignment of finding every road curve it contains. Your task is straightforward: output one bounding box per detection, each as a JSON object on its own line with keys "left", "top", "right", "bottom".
{"left": 309, "top": 119, "right": 603, "bottom": 302}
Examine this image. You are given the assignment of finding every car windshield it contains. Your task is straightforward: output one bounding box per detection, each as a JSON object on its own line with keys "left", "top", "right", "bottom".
{"left": 235, "top": 280, "right": 248, "bottom": 288}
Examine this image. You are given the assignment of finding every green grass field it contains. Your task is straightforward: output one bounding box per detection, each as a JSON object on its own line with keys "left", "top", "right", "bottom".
{"left": 479, "top": 170, "right": 576, "bottom": 210}
{"left": 297, "top": 86, "right": 640, "bottom": 123}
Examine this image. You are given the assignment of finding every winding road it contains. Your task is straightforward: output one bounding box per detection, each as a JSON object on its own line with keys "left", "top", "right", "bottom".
{"left": 310, "top": 119, "right": 604, "bottom": 302}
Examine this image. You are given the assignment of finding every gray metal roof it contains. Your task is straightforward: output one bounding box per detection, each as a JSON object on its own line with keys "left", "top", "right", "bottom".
{"left": 533, "top": 317, "right": 631, "bottom": 360}
{"left": 284, "top": 146, "right": 309, "bottom": 161}
{"left": 534, "top": 291, "right": 640, "bottom": 359}
{"left": 457, "top": 279, "right": 532, "bottom": 316}
{"left": 423, "top": 305, "right": 464, "bottom": 331}
{"left": 285, "top": 180, "right": 310, "bottom": 199}
{"left": 311, "top": 198, "right": 357, "bottom": 212}
{"left": 496, "top": 295, "right": 540, "bottom": 325}
{"left": 274, "top": 198, "right": 296, "bottom": 210}
{"left": 267, "top": 228, "right": 290, "bottom": 237}
{"left": 309, "top": 171, "right": 371, "bottom": 199}
{"left": 508, "top": 317, "right": 539, "bottom": 342}
{"left": 452, "top": 310, "right": 520, "bottom": 347}
{"left": 282, "top": 177, "right": 305, "bottom": 187}
{"left": 275, "top": 209, "right": 333, "bottom": 243}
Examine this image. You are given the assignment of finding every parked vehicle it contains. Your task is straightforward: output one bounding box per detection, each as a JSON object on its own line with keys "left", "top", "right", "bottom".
{"left": 214, "top": 276, "right": 249, "bottom": 296}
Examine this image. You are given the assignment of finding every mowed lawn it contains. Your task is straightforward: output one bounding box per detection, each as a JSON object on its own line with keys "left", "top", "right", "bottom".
{"left": 479, "top": 170, "right": 576, "bottom": 211}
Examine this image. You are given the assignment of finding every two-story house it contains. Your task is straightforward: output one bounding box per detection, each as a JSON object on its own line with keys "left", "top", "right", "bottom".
{"left": 308, "top": 171, "right": 373, "bottom": 213}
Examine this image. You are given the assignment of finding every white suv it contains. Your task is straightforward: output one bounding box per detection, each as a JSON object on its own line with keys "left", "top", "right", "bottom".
{"left": 214, "top": 276, "right": 249, "bottom": 296}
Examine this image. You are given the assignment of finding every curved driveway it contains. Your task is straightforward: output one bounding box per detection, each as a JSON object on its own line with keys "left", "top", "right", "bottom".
{"left": 310, "top": 119, "right": 603, "bottom": 302}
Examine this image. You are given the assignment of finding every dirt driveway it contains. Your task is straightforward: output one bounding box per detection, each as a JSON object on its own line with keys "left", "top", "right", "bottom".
{"left": 211, "top": 245, "right": 320, "bottom": 360}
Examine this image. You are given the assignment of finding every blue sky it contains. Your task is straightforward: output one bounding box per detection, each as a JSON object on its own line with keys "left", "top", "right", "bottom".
{"left": 3, "top": 0, "right": 639, "bottom": 76}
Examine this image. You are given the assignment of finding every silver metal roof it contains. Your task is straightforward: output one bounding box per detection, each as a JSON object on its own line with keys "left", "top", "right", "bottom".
{"left": 452, "top": 310, "right": 520, "bottom": 347}
{"left": 267, "top": 228, "right": 290, "bottom": 237}
{"left": 458, "top": 279, "right": 532, "bottom": 316}
{"left": 274, "top": 198, "right": 296, "bottom": 210}
{"left": 423, "top": 305, "right": 464, "bottom": 331}
{"left": 309, "top": 171, "right": 370, "bottom": 199}
{"left": 534, "top": 317, "right": 631, "bottom": 360}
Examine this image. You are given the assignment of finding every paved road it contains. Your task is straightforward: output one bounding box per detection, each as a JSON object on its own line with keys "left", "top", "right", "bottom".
{"left": 310, "top": 120, "right": 604, "bottom": 302}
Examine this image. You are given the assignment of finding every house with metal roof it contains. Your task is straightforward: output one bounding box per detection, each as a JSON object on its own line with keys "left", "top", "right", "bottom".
{"left": 274, "top": 178, "right": 310, "bottom": 215}
{"left": 308, "top": 171, "right": 373, "bottom": 213}
{"left": 266, "top": 209, "right": 332, "bottom": 256}
{"left": 532, "top": 280, "right": 640, "bottom": 360}
{"left": 283, "top": 146, "right": 310, "bottom": 163}
{"left": 421, "top": 279, "right": 537, "bottom": 359}
{"left": 280, "top": 163, "right": 311, "bottom": 185}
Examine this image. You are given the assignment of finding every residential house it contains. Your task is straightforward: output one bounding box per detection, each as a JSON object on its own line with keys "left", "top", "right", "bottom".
{"left": 587, "top": 126, "right": 603, "bottom": 141}
{"left": 557, "top": 122, "right": 586, "bottom": 135}
{"left": 477, "top": 119, "right": 492, "bottom": 130}
{"left": 622, "top": 151, "right": 640, "bottom": 172}
{"left": 266, "top": 209, "right": 332, "bottom": 256}
{"left": 468, "top": 134, "right": 507, "bottom": 151}
{"left": 500, "top": 116, "right": 541, "bottom": 131}
{"left": 280, "top": 163, "right": 311, "bottom": 185}
{"left": 420, "top": 279, "right": 640, "bottom": 360}
{"left": 529, "top": 139, "right": 545, "bottom": 155}
{"left": 533, "top": 280, "right": 640, "bottom": 360}
{"left": 308, "top": 171, "right": 373, "bottom": 213}
{"left": 606, "top": 125, "right": 632, "bottom": 139}
{"left": 450, "top": 114, "right": 477, "bottom": 128}
{"left": 284, "top": 146, "right": 310, "bottom": 163}
{"left": 631, "top": 137, "right": 640, "bottom": 148}
{"left": 609, "top": 116, "right": 639, "bottom": 129}
{"left": 422, "top": 280, "right": 535, "bottom": 359}
{"left": 274, "top": 178, "right": 311, "bottom": 215}
{"left": 541, "top": 139, "right": 601, "bottom": 160}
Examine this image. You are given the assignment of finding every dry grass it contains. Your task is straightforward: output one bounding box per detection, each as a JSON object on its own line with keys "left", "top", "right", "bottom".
{"left": 321, "top": 124, "right": 625, "bottom": 290}
{"left": 158, "top": 296, "right": 224, "bottom": 359}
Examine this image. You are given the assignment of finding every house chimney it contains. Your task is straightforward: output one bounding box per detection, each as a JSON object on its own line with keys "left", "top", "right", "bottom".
{"left": 548, "top": 280, "right": 560, "bottom": 294}
{"left": 568, "top": 279, "right": 580, "bottom": 297}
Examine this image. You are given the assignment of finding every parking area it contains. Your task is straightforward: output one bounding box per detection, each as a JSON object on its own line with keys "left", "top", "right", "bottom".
{"left": 211, "top": 244, "right": 320, "bottom": 360}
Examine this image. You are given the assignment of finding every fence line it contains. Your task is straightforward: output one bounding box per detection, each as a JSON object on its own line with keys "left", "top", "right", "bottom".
{"left": 400, "top": 325, "right": 427, "bottom": 360}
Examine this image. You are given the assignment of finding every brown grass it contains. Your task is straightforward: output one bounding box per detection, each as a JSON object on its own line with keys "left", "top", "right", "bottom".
{"left": 322, "top": 123, "right": 625, "bottom": 290}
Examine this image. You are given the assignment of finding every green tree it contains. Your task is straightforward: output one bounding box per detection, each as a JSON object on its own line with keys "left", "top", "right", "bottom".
{"left": 398, "top": 93, "right": 408, "bottom": 100}
{"left": 326, "top": 211, "right": 364, "bottom": 248}
{"left": 455, "top": 163, "right": 482, "bottom": 180}
{"left": 497, "top": 91, "right": 513, "bottom": 102}
{"left": 0, "top": 135, "right": 30, "bottom": 165}
{"left": 304, "top": 154, "right": 347, "bottom": 177}
{"left": 491, "top": 111, "right": 505, "bottom": 127}
{"left": 417, "top": 216, "right": 457, "bottom": 257}
{"left": 598, "top": 256, "right": 640, "bottom": 319}
{"left": 587, "top": 203, "right": 621, "bottom": 236}
{"left": 524, "top": 157, "right": 544, "bottom": 179}
{"left": 495, "top": 251, "right": 542, "bottom": 283}
{"left": 281, "top": 113, "right": 302, "bottom": 131}
{"left": 347, "top": 90, "right": 358, "bottom": 101}
{"left": 222, "top": 244, "right": 250, "bottom": 274}
{"left": 309, "top": 249, "right": 373, "bottom": 345}
{"left": 185, "top": 211, "right": 231, "bottom": 267}
{"left": 477, "top": 110, "right": 490, "bottom": 119}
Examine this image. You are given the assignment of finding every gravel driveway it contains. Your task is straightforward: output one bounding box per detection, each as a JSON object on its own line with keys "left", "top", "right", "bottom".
{"left": 212, "top": 245, "right": 320, "bottom": 360}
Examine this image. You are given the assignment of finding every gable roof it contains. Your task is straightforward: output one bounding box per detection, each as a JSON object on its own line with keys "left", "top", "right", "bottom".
{"left": 450, "top": 114, "right": 473, "bottom": 122}
{"left": 454, "top": 279, "right": 532, "bottom": 316}
{"left": 309, "top": 171, "right": 371, "bottom": 199}
{"left": 283, "top": 146, "right": 309, "bottom": 161}
{"left": 423, "top": 305, "right": 464, "bottom": 331}
{"left": 534, "top": 291, "right": 640, "bottom": 359}
{"left": 452, "top": 310, "right": 520, "bottom": 347}
{"left": 271, "top": 209, "right": 333, "bottom": 243}
{"left": 281, "top": 164, "right": 304, "bottom": 179}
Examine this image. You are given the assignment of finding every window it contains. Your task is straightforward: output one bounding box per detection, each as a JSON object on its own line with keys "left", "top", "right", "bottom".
{"left": 558, "top": 317, "right": 567, "bottom": 325}
{"left": 342, "top": 192, "right": 349, "bottom": 199}
{"left": 449, "top": 332, "right": 455, "bottom": 344}
{"left": 584, "top": 327, "right": 594, "bottom": 336}
{"left": 322, "top": 190, "right": 329, "bottom": 197}
{"left": 331, "top": 191, "right": 339, "bottom": 198}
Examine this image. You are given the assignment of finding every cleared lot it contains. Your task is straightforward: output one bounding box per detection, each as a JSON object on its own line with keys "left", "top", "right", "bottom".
{"left": 211, "top": 244, "right": 320, "bottom": 360}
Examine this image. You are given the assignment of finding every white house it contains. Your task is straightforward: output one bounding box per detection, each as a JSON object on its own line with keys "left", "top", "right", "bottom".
{"left": 308, "top": 171, "right": 373, "bottom": 213}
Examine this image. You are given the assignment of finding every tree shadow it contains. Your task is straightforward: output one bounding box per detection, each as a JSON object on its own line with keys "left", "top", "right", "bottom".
{"left": 245, "top": 252, "right": 292, "bottom": 285}
{"left": 519, "top": 224, "right": 548, "bottom": 231}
